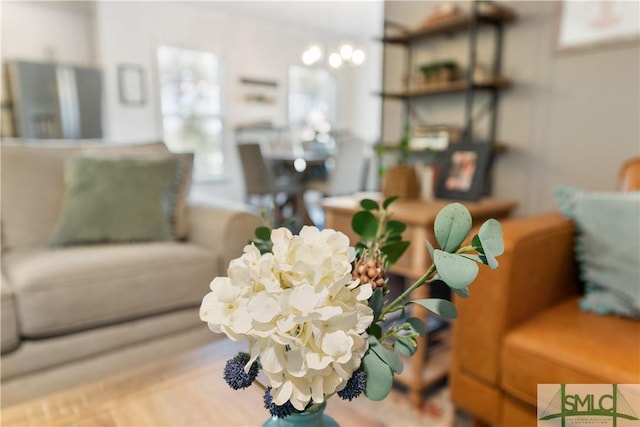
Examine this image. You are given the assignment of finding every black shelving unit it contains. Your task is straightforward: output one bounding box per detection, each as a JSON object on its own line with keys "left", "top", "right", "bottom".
{"left": 378, "top": 0, "right": 517, "bottom": 163}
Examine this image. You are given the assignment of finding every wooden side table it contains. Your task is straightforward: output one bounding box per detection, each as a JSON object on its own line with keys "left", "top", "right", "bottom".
{"left": 323, "top": 195, "right": 517, "bottom": 408}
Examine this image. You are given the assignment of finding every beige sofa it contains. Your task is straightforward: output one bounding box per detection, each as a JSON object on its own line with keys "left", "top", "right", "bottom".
{"left": 0, "top": 141, "right": 261, "bottom": 407}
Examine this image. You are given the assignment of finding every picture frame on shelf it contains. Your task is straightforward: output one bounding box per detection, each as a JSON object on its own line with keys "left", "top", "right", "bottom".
{"left": 410, "top": 125, "right": 461, "bottom": 152}
{"left": 556, "top": 0, "right": 640, "bottom": 53}
{"left": 435, "top": 142, "right": 491, "bottom": 201}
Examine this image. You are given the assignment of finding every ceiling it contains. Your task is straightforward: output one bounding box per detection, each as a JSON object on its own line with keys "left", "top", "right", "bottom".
{"left": 38, "top": 1, "right": 383, "bottom": 40}
{"left": 197, "top": 0, "right": 384, "bottom": 39}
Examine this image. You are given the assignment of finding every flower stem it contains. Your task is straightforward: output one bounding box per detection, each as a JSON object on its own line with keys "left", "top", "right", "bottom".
{"left": 381, "top": 263, "right": 437, "bottom": 316}
{"left": 253, "top": 378, "right": 268, "bottom": 392}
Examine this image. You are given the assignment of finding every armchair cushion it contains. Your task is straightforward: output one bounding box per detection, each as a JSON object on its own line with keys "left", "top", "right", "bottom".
{"left": 50, "top": 155, "right": 181, "bottom": 246}
{"left": 502, "top": 297, "right": 640, "bottom": 406}
{"left": 555, "top": 186, "right": 640, "bottom": 318}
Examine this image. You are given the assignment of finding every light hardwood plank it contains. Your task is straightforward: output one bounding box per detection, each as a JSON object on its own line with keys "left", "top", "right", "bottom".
{"left": 2, "top": 339, "right": 383, "bottom": 427}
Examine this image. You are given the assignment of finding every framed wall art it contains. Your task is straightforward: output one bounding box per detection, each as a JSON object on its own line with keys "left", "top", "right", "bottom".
{"left": 435, "top": 142, "right": 491, "bottom": 201}
{"left": 556, "top": 0, "right": 640, "bottom": 53}
{"left": 118, "top": 64, "right": 146, "bottom": 106}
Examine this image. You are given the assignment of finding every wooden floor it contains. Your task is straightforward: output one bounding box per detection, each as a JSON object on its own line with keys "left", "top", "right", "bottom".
{"left": 1, "top": 339, "right": 383, "bottom": 427}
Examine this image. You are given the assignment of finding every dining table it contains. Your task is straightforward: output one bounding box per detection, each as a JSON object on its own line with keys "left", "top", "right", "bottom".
{"left": 266, "top": 150, "right": 331, "bottom": 226}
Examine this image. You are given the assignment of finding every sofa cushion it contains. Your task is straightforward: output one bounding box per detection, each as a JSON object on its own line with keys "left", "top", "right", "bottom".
{"left": 0, "top": 307, "right": 202, "bottom": 381}
{"left": 3, "top": 242, "right": 219, "bottom": 337}
{"left": 49, "top": 155, "right": 180, "bottom": 246}
{"left": 82, "top": 145, "right": 193, "bottom": 240}
{"left": 501, "top": 297, "right": 640, "bottom": 406}
{"left": 555, "top": 186, "right": 640, "bottom": 318}
{"left": 1, "top": 272, "right": 20, "bottom": 353}
{"left": 0, "top": 142, "right": 193, "bottom": 251}
{"left": 1, "top": 144, "right": 80, "bottom": 250}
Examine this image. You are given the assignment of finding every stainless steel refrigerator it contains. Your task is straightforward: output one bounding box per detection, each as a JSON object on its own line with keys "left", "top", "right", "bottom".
{"left": 6, "top": 60, "right": 103, "bottom": 139}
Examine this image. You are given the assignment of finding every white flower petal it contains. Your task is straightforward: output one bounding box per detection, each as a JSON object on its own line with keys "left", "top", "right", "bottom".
{"left": 273, "top": 380, "right": 293, "bottom": 406}
{"left": 311, "top": 376, "right": 325, "bottom": 404}
{"left": 248, "top": 293, "right": 280, "bottom": 323}
{"left": 261, "top": 345, "right": 286, "bottom": 374}
{"left": 355, "top": 283, "right": 373, "bottom": 300}
{"left": 290, "top": 284, "right": 318, "bottom": 315}
{"left": 285, "top": 349, "right": 306, "bottom": 377}
{"left": 322, "top": 330, "right": 352, "bottom": 358}
{"left": 306, "top": 352, "right": 332, "bottom": 370}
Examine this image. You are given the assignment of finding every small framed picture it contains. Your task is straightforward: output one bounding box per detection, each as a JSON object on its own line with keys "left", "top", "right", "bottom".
{"left": 118, "top": 64, "right": 146, "bottom": 106}
{"left": 435, "top": 142, "right": 491, "bottom": 201}
{"left": 556, "top": 1, "right": 640, "bottom": 53}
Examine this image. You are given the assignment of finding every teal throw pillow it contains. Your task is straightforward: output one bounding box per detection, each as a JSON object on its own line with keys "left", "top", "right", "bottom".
{"left": 555, "top": 186, "right": 640, "bottom": 318}
{"left": 50, "top": 155, "right": 180, "bottom": 246}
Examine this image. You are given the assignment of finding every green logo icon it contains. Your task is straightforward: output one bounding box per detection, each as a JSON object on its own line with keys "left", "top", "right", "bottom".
{"left": 539, "top": 384, "right": 639, "bottom": 426}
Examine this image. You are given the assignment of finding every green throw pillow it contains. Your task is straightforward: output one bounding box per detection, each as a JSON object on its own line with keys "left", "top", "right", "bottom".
{"left": 555, "top": 186, "right": 640, "bottom": 318}
{"left": 50, "top": 155, "right": 180, "bottom": 246}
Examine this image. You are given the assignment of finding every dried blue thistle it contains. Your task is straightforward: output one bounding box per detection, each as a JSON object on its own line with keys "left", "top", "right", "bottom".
{"left": 264, "top": 387, "right": 296, "bottom": 418}
{"left": 337, "top": 370, "right": 366, "bottom": 401}
{"left": 223, "top": 352, "right": 258, "bottom": 390}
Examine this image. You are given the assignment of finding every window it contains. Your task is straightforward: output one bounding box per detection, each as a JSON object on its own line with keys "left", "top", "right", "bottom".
{"left": 157, "top": 46, "right": 223, "bottom": 181}
{"left": 288, "top": 65, "right": 336, "bottom": 146}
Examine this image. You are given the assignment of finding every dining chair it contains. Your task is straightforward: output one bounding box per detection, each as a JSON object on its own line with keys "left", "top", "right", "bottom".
{"left": 304, "top": 137, "right": 368, "bottom": 228}
{"left": 237, "top": 142, "right": 303, "bottom": 226}
{"left": 306, "top": 137, "right": 368, "bottom": 197}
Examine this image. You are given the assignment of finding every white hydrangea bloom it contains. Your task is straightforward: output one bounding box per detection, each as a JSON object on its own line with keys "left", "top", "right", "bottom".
{"left": 200, "top": 226, "right": 373, "bottom": 410}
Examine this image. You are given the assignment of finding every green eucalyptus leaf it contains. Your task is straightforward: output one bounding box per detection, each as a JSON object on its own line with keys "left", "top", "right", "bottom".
{"left": 453, "top": 286, "right": 471, "bottom": 298}
{"left": 470, "top": 235, "right": 490, "bottom": 265}
{"left": 406, "top": 317, "right": 427, "bottom": 336}
{"left": 360, "top": 199, "right": 380, "bottom": 211}
{"left": 368, "top": 336, "right": 403, "bottom": 374}
{"left": 362, "top": 350, "right": 394, "bottom": 401}
{"left": 479, "top": 219, "right": 504, "bottom": 256}
{"left": 369, "top": 323, "right": 382, "bottom": 339}
{"left": 385, "top": 220, "right": 406, "bottom": 236}
{"left": 352, "top": 211, "right": 379, "bottom": 240}
{"left": 255, "top": 226, "right": 272, "bottom": 241}
{"left": 355, "top": 241, "right": 368, "bottom": 249}
{"left": 471, "top": 234, "right": 484, "bottom": 254}
{"left": 383, "top": 196, "right": 399, "bottom": 210}
{"left": 380, "top": 241, "right": 410, "bottom": 265}
{"left": 461, "top": 253, "right": 484, "bottom": 263}
{"left": 394, "top": 337, "right": 417, "bottom": 356}
{"left": 386, "top": 235, "right": 403, "bottom": 243}
{"left": 424, "top": 238, "right": 435, "bottom": 259}
{"left": 434, "top": 203, "right": 473, "bottom": 252}
{"left": 369, "top": 287, "right": 384, "bottom": 321}
{"left": 410, "top": 298, "right": 458, "bottom": 319}
{"left": 433, "top": 250, "right": 479, "bottom": 289}
{"left": 477, "top": 219, "right": 504, "bottom": 269}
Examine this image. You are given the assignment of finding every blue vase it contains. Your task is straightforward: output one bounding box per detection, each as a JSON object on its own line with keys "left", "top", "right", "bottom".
{"left": 261, "top": 402, "right": 339, "bottom": 427}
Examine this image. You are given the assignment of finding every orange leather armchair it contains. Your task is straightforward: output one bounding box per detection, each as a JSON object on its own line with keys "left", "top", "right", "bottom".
{"left": 450, "top": 158, "right": 640, "bottom": 426}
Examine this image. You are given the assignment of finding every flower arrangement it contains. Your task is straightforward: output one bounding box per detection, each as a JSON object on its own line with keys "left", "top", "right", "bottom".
{"left": 199, "top": 197, "right": 504, "bottom": 420}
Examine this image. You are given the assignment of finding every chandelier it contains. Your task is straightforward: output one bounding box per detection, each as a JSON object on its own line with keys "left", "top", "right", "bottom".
{"left": 301, "top": 43, "right": 366, "bottom": 68}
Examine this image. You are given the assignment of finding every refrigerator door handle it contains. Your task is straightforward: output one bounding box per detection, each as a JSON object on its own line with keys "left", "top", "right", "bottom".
{"left": 56, "top": 66, "right": 80, "bottom": 139}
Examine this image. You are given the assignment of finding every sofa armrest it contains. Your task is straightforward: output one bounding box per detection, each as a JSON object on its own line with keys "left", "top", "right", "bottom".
{"left": 186, "top": 203, "right": 262, "bottom": 273}
{"left": 453, "top": 212, "right": 581, "bottom": 386}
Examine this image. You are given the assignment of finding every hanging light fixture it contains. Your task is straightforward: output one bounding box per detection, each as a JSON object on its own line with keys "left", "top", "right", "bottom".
{"left": 328, "top": 42, "right": 366, "bottom": 69}
{"left": 302, "top": 42, "right": 366, "bottom": 69}
{"left": 302, "top": 44, "right": 323, "bottom": 66}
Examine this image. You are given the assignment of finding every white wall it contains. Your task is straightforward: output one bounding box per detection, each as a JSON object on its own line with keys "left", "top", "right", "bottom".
{"left": 383, "top": 1, "right": 640, "bottom": 215}
{"left": 92, "top": 1, "right": 382, "bottom": 201}
{"left": 2, "top": 1, "right": 383, "bottom": 202}
{"left": 1, "top": 1, "right": 95, "bottom": 65}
